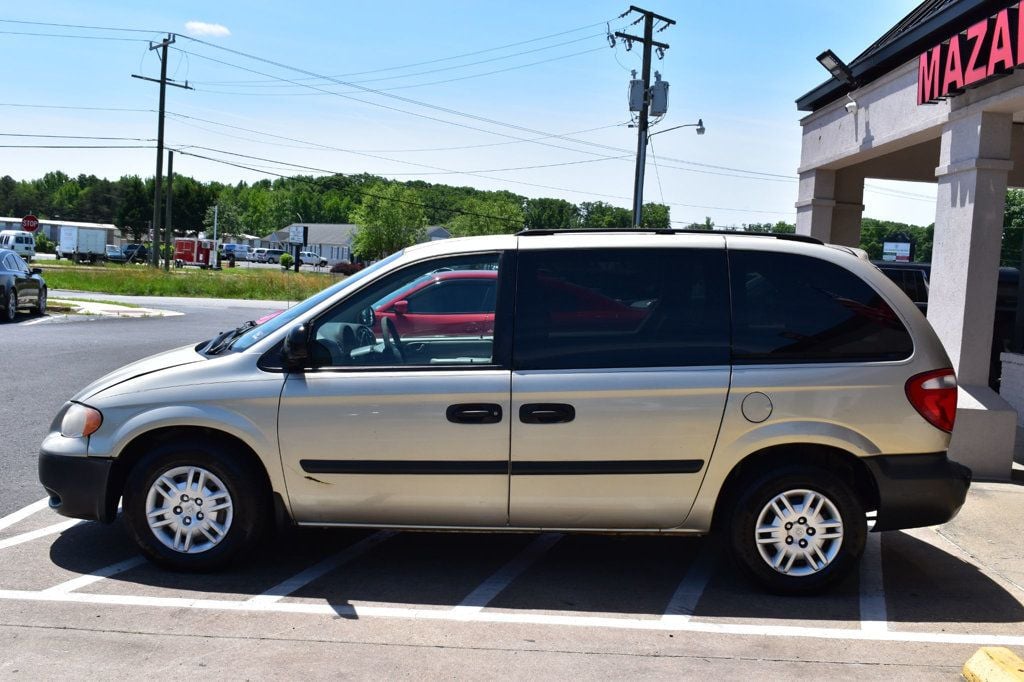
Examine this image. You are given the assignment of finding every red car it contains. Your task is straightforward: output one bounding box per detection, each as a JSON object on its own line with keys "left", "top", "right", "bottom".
{"left": 373, "top": 269, "right": 648, "bottom": 338}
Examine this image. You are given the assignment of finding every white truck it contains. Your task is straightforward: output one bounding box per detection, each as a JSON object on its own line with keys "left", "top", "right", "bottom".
{"left": 56, "top": 226, "right": 108, "bottom": 262}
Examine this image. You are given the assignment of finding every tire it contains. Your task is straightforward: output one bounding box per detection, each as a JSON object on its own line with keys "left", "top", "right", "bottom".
{"left": 727, "top": 465, "right": 866, "bottom": 595}
{"left": 122, "top": 439, "right": 270, "bottom": 571}
{"left": 35, "top": 287, "right": 46, "bottom": 316}
{"left": 1, "top": 288, "right": 16, "bottom": 322}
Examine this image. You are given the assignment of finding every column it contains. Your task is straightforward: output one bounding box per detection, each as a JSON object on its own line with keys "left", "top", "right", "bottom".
{"left": 795, "top": 168, "right": 864, "bottom": 246}
{"left": 930, "top": 110, "right": 1016, "bottom": 479}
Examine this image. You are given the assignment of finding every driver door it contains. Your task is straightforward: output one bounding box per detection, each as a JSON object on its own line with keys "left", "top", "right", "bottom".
{"left": 277, "top": 251, "right": 514, "bottom": 527}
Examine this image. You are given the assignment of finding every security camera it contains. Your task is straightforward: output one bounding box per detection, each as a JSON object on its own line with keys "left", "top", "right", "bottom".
{"left": 844, "top": 96, "right": 858, "bottom": 114}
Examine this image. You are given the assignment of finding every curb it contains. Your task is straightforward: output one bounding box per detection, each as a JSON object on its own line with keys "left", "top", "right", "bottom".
{"left": 963, "top": 647, "right": 1024, "bottom": 681}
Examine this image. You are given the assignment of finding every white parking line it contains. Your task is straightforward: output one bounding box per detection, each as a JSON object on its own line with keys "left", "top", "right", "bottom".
{"left": 453, "top": 533, "right": 562, "bottom": 613}
{"left": 859, "top": 532, "right": 888, "bottom": 632}
{"left": 0, "top": 519, "right": 80, "bottom": 551}
{"left": 40, "top": 556, "right": 147, "bottom": 595}
{"left": 0, "top": 498, "right": 50, "bottom": 533}
{"left": 247, "top": 530, "right": 396, "bottom": 604}
{"left": 0, "top": 587, "right": 1022, "bottom": 645}
{"left": 660, "top": 541, "right": 720, "bottom": 624}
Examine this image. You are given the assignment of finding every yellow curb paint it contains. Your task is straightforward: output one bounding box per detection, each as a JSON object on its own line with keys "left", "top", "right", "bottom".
{"left": 963, "top": 647, "right": 1024, "bottom": 682}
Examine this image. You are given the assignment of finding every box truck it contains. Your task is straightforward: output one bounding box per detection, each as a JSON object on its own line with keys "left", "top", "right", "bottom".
{"left": 56, "top": 226, "right": 108, "bottom": 262}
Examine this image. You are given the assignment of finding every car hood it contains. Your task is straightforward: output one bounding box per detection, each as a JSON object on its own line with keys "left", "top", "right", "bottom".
{"left": 73, "top": 344, "right": 206, "bottom": 402}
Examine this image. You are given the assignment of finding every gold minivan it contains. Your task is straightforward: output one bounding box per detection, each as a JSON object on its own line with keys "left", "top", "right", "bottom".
{"left": 39, "top": 230, "right": 970, "bottom": 593}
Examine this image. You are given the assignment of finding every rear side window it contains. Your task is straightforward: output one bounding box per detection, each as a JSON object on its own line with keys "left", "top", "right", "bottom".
{"left": 730, "top": 251, "right": 913, "bottom": 363}
{"left": 514, "top": 248, "right": 730, "bottom": 370}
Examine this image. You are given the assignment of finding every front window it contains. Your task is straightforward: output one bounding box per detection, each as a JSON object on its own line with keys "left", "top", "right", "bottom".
{"left": 310, "top": 252, "right": 502, "bottom": 368}
{"left": 231, "top": 250, "right": 405, "bottom": 351}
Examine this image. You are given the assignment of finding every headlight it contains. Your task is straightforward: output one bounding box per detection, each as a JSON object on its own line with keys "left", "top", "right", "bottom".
{"left": 61, "top": 403, "right": 103, "bottom": 438}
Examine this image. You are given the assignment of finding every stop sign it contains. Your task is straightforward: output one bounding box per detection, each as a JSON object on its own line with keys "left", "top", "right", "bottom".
{"left": 21, "top": 215, "right": 39, "bottom": 233}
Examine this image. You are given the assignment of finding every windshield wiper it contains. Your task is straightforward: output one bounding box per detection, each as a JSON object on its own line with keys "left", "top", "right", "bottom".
{"left": 204, "top": 320, "right": 257, "bottom": 355}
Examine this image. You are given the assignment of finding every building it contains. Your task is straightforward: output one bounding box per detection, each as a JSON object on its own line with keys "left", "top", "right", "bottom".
{"left": 0, "top": 217, "right": 119, "bottom": 245}
{"left": 795, "top": 0, "right": 1024, "bottom": 478}
{"left": 262, "top": 223, "right": 450, "bottom": 263}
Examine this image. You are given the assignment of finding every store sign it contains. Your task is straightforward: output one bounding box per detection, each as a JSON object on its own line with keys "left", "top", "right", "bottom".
{"left": 918, "top": 4, "right": 1023, "bottom": 104}
{"left": 883, "top": 241, "right": 912, "bottom": 262}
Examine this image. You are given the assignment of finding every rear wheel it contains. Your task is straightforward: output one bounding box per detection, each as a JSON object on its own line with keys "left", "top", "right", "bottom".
{"left": 728, "top": 465, "right": 866, "bottom": 594}
{"left": 123, "top": 440, "right": 269, "bottom": 571}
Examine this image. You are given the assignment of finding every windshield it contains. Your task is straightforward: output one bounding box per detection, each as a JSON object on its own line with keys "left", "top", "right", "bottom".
{"left": 230, "top": 250, "right": 404, "bottom": 351}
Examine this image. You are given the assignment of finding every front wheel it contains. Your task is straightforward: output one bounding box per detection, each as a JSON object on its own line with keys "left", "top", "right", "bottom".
{"left": 35, "top": 287, "right": 46, "bottom": 316}
{"left": 728, "top": 465, "right": 866, "bottom": 594}
{"left": 123, "top": 441, "right": 269, "bottom": 571}
{"left": 1, "top": 288, "right": 16, "bottom": 322}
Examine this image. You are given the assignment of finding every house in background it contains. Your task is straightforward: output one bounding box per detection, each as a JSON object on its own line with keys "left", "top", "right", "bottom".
{"left": 261, "top": 223, "right": 450, "bottom": 264}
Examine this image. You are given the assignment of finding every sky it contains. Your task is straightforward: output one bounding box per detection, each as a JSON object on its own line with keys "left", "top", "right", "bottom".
{"left": 0, "top": 1, "right": 938, "bottom": 228}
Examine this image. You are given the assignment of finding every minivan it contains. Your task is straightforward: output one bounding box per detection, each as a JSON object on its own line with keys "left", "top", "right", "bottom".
{"left": 38, "top": 230, "right": 970, "bottom": 593}
{"left": 0, "top": 230, "right": 36, "bottom": 262}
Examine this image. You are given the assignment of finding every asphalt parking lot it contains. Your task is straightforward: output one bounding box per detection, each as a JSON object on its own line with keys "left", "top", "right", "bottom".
{"left": 2, "top": 297, "right": 1024, "bottom": 678}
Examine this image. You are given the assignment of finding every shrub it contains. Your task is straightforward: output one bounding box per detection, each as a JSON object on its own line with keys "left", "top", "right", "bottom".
{"left": 279, "top": 253, "right": 294, "bottom": 269}
{"left": 35, "top": 233, "right": 55, "bottom": 253}
{"left": 330, "top": 261, "right": 364, "bottom": 275}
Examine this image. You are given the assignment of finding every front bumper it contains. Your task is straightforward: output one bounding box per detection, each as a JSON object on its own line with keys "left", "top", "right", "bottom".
{"left": 38, "top": 451, "right": 119, "bottom": 523}
{"left": 864, "top": 452, "right": 971, "bottom": 532}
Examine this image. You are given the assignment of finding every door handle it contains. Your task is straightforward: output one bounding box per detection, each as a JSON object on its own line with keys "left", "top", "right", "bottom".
{"left": 519, "top": 403, "right": 575, "bottom": 424}
{"left": 446, "top": 403, "right": 503, "bottom": 424}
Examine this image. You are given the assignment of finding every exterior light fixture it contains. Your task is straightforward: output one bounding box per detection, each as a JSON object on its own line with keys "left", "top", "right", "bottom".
{"left": 696, "top": 118, "right": 705, "bottom": 135}
{"left": 816, "top": 49, "right": 855, "bottom": 86}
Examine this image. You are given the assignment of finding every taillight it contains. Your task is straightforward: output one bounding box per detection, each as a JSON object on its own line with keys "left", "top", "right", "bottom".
{"left": 905, "top": 368, "right": 958, "bottom": 432}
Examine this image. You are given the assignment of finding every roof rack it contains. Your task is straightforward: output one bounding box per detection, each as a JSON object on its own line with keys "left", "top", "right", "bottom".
{"left": 515, "top": 228, "right": 823, "bottom": 245}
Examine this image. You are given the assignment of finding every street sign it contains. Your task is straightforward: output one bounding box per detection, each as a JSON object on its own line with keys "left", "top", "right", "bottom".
{"left": 288, "top": 224, "right": 307, "bottom": 245}
{"left": 21, "top": 215, "right": 39, "bottom": 233}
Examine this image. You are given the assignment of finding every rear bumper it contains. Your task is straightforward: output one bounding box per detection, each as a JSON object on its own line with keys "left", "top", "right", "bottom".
{"left": 38, "top": 452, "right": 119, "bottom": 523}
{"left": 864, "top": 452, "right": 971, "bottom": 532}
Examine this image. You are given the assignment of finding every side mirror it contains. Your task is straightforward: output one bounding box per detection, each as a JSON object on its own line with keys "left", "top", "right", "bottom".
{"left": 393, "top": 300, "right": 409, "bottom": 315}
{"left": 31, "top": 268, "right": 42, "bottom": 275}
{"left": 282, "top": 324, "right": 311, "bottom": 371}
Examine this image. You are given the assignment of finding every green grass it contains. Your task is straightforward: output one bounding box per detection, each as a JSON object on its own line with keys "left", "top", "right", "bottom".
{"left": 41, "top": 266, "right": 335, "bottom": 300}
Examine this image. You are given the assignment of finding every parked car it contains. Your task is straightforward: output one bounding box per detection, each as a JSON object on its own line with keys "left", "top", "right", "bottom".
{"left": 0, "top": 230, "right": 36, "bottom": 262}
{"left": 264, "top": 249, "right": 287, "bottom": 264}
{"left": 249, "top": 248, "right": 268, "bottom": 263}
{"left": 222, "top": 244, "right": 251, "bottom": 261}
{"left": 873, "top": 260, "right": 1017, "bottom": 389}
{"left": 298, "top": 251, "right": 327, "bottom": 267}
{"left": 0, "top": 248, "right": 46, "bottom": 321}
{"left": 39, "top": 230, "right": 970, "bottom": 594}
{"left": 123, "top": 244, "right": 149, "bottom": 263}
{"left": 105, "top": 245, "right": 127, "bottom": 263}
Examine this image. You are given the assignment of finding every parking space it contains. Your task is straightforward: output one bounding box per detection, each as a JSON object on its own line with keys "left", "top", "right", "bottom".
{"left": 1, "top": 489, "right": 1022, "bottom": 658}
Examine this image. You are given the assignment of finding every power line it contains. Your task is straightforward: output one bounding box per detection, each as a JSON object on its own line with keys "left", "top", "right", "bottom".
{"left": 196, "top": 19, "right": 616, "bottom": 84}
{"left": 167, "top": 110, "right": 626, "bottom": 153}
{"left": 192, "top": 34, "right": 608, "bottom": 89}
{"left": 0, "top": 132, "right": 155, "bottom": 141}
{"left": 0, "top": 144, "right": 154, "bottom": 148}
{"left": 0, "top": 29, "right": 151, "bottom": 42}
{"left": 0, "top": 102, "right": 152, "bottom": 113}
{"left": 0, "top": 18, "right": 160, "bottom": 33}
{"left": 173, "top": 149, "right": 525, "bottom": 225}
{"left": 193, "top": 47, "right": 608, "bottom": 97}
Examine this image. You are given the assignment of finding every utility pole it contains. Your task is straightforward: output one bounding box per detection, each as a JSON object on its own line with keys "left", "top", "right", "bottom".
{"left": 615, "top": 7, "right": 674, "bottom": 228}
{"left": 132, "top": 33, "right": 192, "bottom": 267}
{"left": 163, "top": 150, "right": 173, "bottom": 271}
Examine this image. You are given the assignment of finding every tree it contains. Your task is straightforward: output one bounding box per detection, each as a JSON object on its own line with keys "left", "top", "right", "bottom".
{"left": 577, "top": 201, "right": 631, "bottom": 228}
{"left": 114, "top": 175, "right": 151, "bottom": 243}
{"left": 203, "top": 202, "right": 243, "bottom": 238}
{"left": 351, "top": 183, "right": 427, "bottom": 259}
{"left": 685, "top": 217, "right": 715, "bottom": 231}
{"left": 523, "top": 197, "right": 577, "bottom": 230}
{"left": 640, "top": 203, "right": 670, "bottom": 229}
{"left": 447, "top": 196, "right": 524, "bottom": 236}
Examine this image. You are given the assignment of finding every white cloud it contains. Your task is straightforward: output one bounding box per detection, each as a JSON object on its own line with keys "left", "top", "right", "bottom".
{"left": 184, "top": 21, "right": 230, "bottom": 38}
